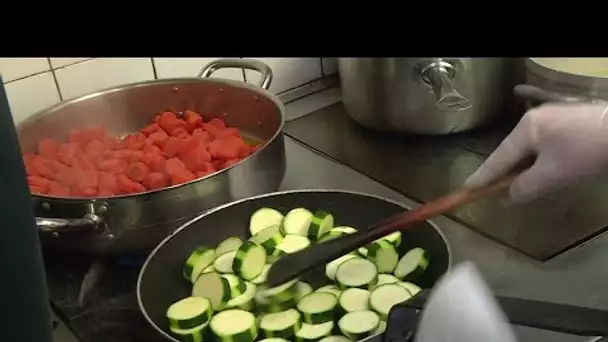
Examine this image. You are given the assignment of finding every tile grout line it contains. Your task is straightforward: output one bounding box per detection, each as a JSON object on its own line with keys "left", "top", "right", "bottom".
{"left": 3, "top": 58, "right": 96, "bottom": 85}
{"left": 47, "top": 58, "right": 64, "bottom": 101}
{"left": 150, "top": 57, "right": 158, "bottom": 79}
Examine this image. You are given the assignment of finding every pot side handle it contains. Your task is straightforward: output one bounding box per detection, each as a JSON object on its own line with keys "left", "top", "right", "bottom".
{"left": 36, "top": 213, "right": 101, "bottom": 233}
{"left": 421, "top": 61, "right": 472, "bottom": 112}
{"left": 198, "top": 58, "right": 274, "bottom": 90}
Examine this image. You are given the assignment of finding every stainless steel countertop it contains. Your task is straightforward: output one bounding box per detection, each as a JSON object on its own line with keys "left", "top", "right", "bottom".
{"left": 279, "top": 86, "right": 608, "bottom": 342}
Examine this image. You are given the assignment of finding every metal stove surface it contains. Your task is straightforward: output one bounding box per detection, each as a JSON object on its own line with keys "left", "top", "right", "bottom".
{"left": 284, "top": 103, "right": 608, "bottom": 261}
{"left": 44, "top": 250, "right": 164, "bottom": 342}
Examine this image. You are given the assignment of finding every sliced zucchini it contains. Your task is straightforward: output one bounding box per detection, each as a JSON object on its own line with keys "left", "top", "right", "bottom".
{"left": 296, "top": 281, "right": 314, "bottom": 300}
{"left": 225, "top": 281, "right": 257, "bottom": 311}
{"left": 233, "top": 241, "right": 267, "bottom": 281}
{"left": 338, "top": 288, "right": 370, "bottom": 312}
{"left": 295, "top": 321, "right": 334, "bottom": 342}
{"left": 376, "top": 274, "right": 400, "bottom": 287}
{"left": 216, "top": 237, "right": 243, "bottom": 256}
{"left": 213, "top": 251, "right": 237, "bottom": 274}
{"left": 297, "top": 292, "right": 338, "bottom": 324}
{"left": 258, "top": 339, "right": 290, "bottom": 342}
{"left": 251, "top": 225, "right": 285, "bottom": 253}
{"left": 369, "top": 283, "right": 412, "bottom": 320}
{"left": 183, "top": 246, "right": 216, "bottom": 283}
{"left": 393, "top": 247, "right": 430, "bottom": 280}
{"left": 166, "top": 296, "right": 213, "bottom": 330}
{"left": 373, "top": 320, "right": 387, "bottom": 334}
{"left": 256, "top": 294, "right": 298, "bottom": 313}
{"left": 366, "top": 240, "right": 399, "bottom": 273}
{"left": 221, "top": 274, "right": 247, "bottom": 298}
{"left": 277, "top": 235, "right": 311, "bottom": 254}
{"left": 325, "top": 254, "right": 358, "bottom": 281}
{"left": 318, "top": 336, "right": 351, "bottom": 342}
{"left": 260, "top": 308, "right": 302, "bottom": 338}
{"left": 251, "top": 264, "right": 271, "bottom": 285}
{"left": 317, "top": 226, "right": 357, "bottom": 243}
{"left": 201, "top": 265, "right": 215, "bottom": 274}
{"left": 307, "top": 211, "right": 334, "bottom": 241}
{"left": 170, "top": 322, "right": 209, "bottom": 342}
{"left": 335, "top": 257, "right": 378, "bottom": 289}
{"left": 398, "top": 282, "right": 422, "bottom": 296}
{"left": 381, "top": 231, "right": 401, "bottom": 246}
{"left": 282, "top": 208, "right": 313, "bottom": 236}
{"left": 267, "top": 248, "right": 287, "bottom": 264}
{"left": 192, "top": 272, "right": 231, "bottom": 311}
{"left": 210, "top": 309, "right": 258, "bottom": 342}
{"left": 330, "top": 226, "right": 357, "bottom": 234}
{"left": 250, "top": 208, "right": 284, "bottom": 236}
{"left": 338, "top": 310, "right": 380, "bottom": 341}
{"left": 315, "top": 285, "right": 341, "bottom": 298}
{"left": 257, "top": 278, "right": 299, "bottom": 304}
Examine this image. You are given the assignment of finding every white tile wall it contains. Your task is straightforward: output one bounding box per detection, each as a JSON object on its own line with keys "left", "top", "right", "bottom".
{"left": 0, "top": 57, "right": 339, "bottom": 123}
{"left": 153, "top": 57, "right": 244, "bottom": 81}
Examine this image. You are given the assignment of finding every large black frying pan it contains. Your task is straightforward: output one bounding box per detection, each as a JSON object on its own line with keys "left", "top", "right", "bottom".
{"left": 136, "top": 189, "right": 452, "bottom": 341}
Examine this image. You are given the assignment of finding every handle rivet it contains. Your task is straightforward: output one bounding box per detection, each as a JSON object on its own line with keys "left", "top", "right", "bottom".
{"left": 41, "top": 202, "right": 50, "bottom": 210}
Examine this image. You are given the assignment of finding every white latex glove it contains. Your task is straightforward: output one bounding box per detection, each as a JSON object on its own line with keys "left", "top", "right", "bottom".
{"left": 415, "top": 262, "right": 518, "bottom": 342}
{"left": 465, "top": 102, "right": 608, "bottom": 202}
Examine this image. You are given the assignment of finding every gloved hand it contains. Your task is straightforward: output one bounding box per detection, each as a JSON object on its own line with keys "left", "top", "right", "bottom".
{"left": 465, "top": 102, "right": 608, "bottom": 202}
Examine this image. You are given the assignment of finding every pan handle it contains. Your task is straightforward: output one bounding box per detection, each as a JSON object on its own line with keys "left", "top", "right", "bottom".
{"left": 198, "top": 58, "right": 273, "bottom": 90}
{"left": 391, "top": 289, "right": 608, "bottom": 337}
{"left": 36, "top": 214, "right": 101, "bottom": 233}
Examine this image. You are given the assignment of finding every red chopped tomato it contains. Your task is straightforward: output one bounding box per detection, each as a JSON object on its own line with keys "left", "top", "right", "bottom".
{"left": 142, "top": 172, "right": 169, "bottom": 190}
{"left": 177, "top": 137, "right": 200, "bottom": 159}
{"left": 127, "top": 162, "right": 150, "bottom": 182}
{"left": 47, "top": 182, "right": 70, "bottom": 196}
{"left": 185, "top": 112, "right": 203, "bottom": 133}
{"left": 98, "top": 172, "right": 119, "bottom": 194}
{"left": 223, "top": 159, "right": 241, "bottom": 168}
{"left": 85, "top": 140, "right": 106, "bottom": 161}
{"left": 170, "top": 127, "right": 189, "bottom": 139}
{"left": 202, "top": 123, "right": 220, "bottom": 137}
{"left": 140, "top": 123, "right": 160, "bottom": 136}
{"left": 56, "top": 143, "right": 80, "bottom": 166}
{"left": 97, "top": 159, "right": 128, "bottom": 174}
{"left": 28, "top": 176, "right": 52, "bottom": 190}
{"left": 147, "top": 130, "right": 169, "bottom": 148}
{"left": 158, "top": 112, "right": 186, "bottom": 134}
{"left": 192, "top": 129, "right": 213, "bottom": 144}
{"left": 171, "top": 170, "right": 196, "bottom": 185}
{"left": 208, "top": 118, "right": 227, "bottom": 129}
{"left": 32, "top": 155, "right": 56, "bottom": 179}
{"left": 116, "top": 174, "right": 146, "bottom": 194}
{"left": 215, "top": 127, "right": 240, "bottom": 139}
{"left": 29, "top": 185, "right": 47, "bottom": 194}
{"left": 38, "top": 138, "right": 59, "bottom": 159}
{"left": 143, "top": 144, "right": 162, "bottom": 155}
{"left": 208, "top": 139, "right": 240, "bottom": 160}
{"left": 141, "top": 154, "right": 167, "bottom": 173}
{"left": 183, "top": 149, "right": 212, "bottom": 173}
{"left": 163, "top": 137, "right": 181, "bottom": 158}
{"left": 165, "top": 157, "right": 186, "bottom": 176}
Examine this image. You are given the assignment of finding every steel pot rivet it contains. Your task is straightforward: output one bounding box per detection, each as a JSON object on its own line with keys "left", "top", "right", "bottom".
{"left": 52, "top": 232, "right": 59, "bottom": 238}
{"left": 254, "top": 96, "right": 259, "bottom": 101}
{"left": 219, "top": 88, "right": 224, "bottom": 92}
{"left": 222, "top": 112, "right": 228, "bottom": 117}
{"left": 98, "top": 204, "right": 108, "bottom": 214}
{"left": 171, "top": 87, "right": 179, "bottom": 93}
{"left": 41, "top": 202, "right": 50, "bottom": 210}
